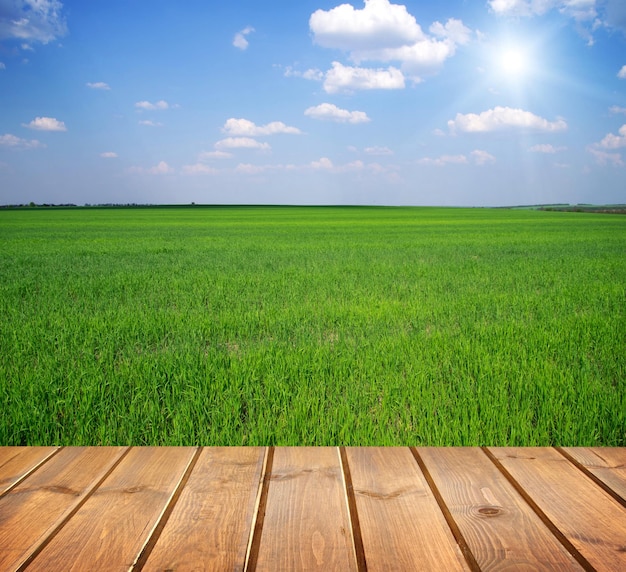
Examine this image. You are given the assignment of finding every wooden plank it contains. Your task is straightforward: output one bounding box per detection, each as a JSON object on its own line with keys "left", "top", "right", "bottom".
{"left": 489, "top": 447, "right": 626, "bottom": 571}
{"left": 561, "top": 447, "right": 626, "bottom": 503}
{"left": 0, "top": 446, "right": 59, "bottom": 496}
{"left": 26, "top": 446, "right": 196, "bottom": 571}
{"left": 418, "top": 447, "right": 585, "bottom": 570}
{"left": 254, "top": 447, "right": 358, "bottom": 571}
{"left": 346, "top": 447, "right": 469, "bottom": 571}
{"left": 141, "top": 447, "right": 266, "bottom": 571}
{"left": 0, "top": 447, "right": 127, "bottom": 571}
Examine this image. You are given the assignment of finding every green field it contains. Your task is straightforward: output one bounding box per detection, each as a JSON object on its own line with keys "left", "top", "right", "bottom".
{"left": 1, "top": 206, "right": 624, "bottom": 446}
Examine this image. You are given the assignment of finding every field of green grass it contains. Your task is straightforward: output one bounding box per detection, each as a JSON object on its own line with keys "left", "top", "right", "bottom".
{"left": 1, "top": 206, "right": 624, "bottom": 446}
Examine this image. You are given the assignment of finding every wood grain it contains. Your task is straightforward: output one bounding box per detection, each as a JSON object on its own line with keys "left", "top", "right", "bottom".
{"left": 561, "top": 447, "right": 626, "bottom": 503}
{"left": 25, "top": 446, "right": 196, "bottom": 571}
{"left": 346, "top": 447, "right": 469, "bottom": 571}
{"left": 489, "top": 447, "right": 626, "bottom": 571}
{"left": 254, "top": 447, "right": 358, "bottom": 571}
{"left": 0, "top": 447, "right": 127, "bottom": 571}
{"left": 142, "top": 447, "right": 266, "bottom": 571}
{"left": 0, "top": 446, "right": 58, "bottom": 496}
{"left": 418, "top": 447, "right": 584, "bottom": 570}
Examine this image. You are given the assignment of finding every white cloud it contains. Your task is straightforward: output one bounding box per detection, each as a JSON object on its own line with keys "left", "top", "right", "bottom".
{"left": 87, "top": 82, "right": 110, "bottom": 90}
{"left": 100, "top": 151, "right": 117, "bottom": 158}
{"left": 135, "top": 100, "right": 169, "bottom": 111}
{"left": 236, "top": 163, "right": 266, "bottom": 174}
{"left": 418, "top": 154, "right": 468, "bottom": 166}
{"left": 138, "top": 120, "right": 163, "bottom": 127}
{"left": 310, "top": 0, "right": 423, "bottom": 51}
{"left": 488, "top": 0, "right": 596, "bottom": 20}
{"left": 597, "top": 124, "right": 626, "bottom": 149}
{"left": 234, "top": 157, "right": 388, "bottom": 175}
{"left": 447, "top": 107, "right": 567, "bottom": 133}
{"left": 609, "top": 105, "right": 626, "bottom": 114}
{"left": 304, "top": 103, "right": 370, "bottom": 123}
{"left": 310, "top": 2, "right": 471, "bottom": 79}
{"left": 310, "top": 157, "right": 334, "bottom": 170}
{"left": 364, "top": 146, "right": 393, "bottom": 155}
{"left": 198, "top": 150, "right": 232, "bottom": 160}
{"left": 0, "top": 133, "right": 44, "bottom": 149}
{"left": 471, "top": 149, "right": 496, "bottom": 165}
{"left": 284, "top": 66, "right": 324, "bottom": 81}
{"left": 233, "top": 26, "right": 254, "bottom": 50}
{"left": 429, "top": 18, "right": 472, "bottom": 46}
{"left": 0, "top": 0, "right": 67, "bottom": 44}
{"left": 128, "top": 161, "right": 174, "bottom": 175}
{"left": 586, "top": 124, "right": 626, "bottom": 166}
{"left": 618, "top": 65, "right": 626, "bottom": 79}
{"left": 488, "top": 0, "right": 599, "bottom": 43}
{"left": 22, "top": 116, "right": 66, "bottom": 131}
{"left": 148, "top": 161, "right": 173, "bottom": 174}
{"left": 529, "top": 144, "right": 567, "bottom": 153}
{"left": 323, "top": 61, "right": 404, "bottom": 93}
{"left": 215, "top": 137, "right": 271, "bottom": 150}
{"left": 587, "top": 147, "right": 624, "bottom": 166}
{"left": 0, "top": 62, "right": 5, "bottom": 69}
{"left": 222, "top": 118, "right": 302, "bottom": 136}
{"left": 182, "top": 163, "right": 218, "bottom": 175}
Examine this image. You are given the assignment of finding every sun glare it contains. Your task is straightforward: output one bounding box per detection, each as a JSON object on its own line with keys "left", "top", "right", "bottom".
{"left": 499, "top": 47, "right": 528, "bottom": 77}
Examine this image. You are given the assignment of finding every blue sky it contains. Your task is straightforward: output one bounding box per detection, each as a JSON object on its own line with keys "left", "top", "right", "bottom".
{"left": 1, "top": 0, "right": 625, "bottom": 206}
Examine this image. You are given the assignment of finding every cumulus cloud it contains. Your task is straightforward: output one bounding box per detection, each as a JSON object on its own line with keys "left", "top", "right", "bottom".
{"left": 310, "top": 1, "right": 471, "bottom": 80}
{"left": 587, "top": 147, "right": 624, "bottom": 166}
{"left": 234, "top": 157, "right": 389, "bottom": 175}
{"left": 22, "top": 116, "right": 66, "bottom": 131}
{"left": 100, "top": 151, "right": 117, "bottom": 158}
{"left": 135, "top": 100, "right": 169, "bottom": 111}
{"left": 198, "top": 150, "right": 232, "bottom": 160}
{"left": 284, "top": 66, "right": 324, "bottom": 81}
{"left": 488, "top": 0, "right": 610, "bottom": 44}
{"left": 529, "top": 144, "right": 567, "bottom": 153}
{"left": 310, "top": 0, "right": 422, "bottom": 51}
{"left": 597, "top": 124, "right": 626, "bottom": 149}
{"left": 310, "top": 157, "right": 334, "bottom": 170}
{"left": 0, "top": 62, "right": 5, "bottom": 69}
{"left": 233, "top": 26, "right": 254, "bottom": 50}
{"left": 447, "top": 107, "right": 567, "bottom": 133}
{"left": 0, "top": 0, "right": 67, "bottom": 44}
{"left": 215, "top": 137, "right": 271, "bottom": 151}
{"left": 609, "top": 105, "right": 626, "bottom": 114}
{"left": 618, "top": 65, "right": 626, "bottom": 79}
{"left": 418, "top": 154, "right": 469, "bottom": 166}
{"left": 128, "top": 161, "right": 174, "bottom": 175}
{"left": 587, "top": 124, "right": 626, "bottom": 165}
{"left": 87, "top": 82, "right": 110, "bottom": 90}
{"left": 471, "top": 149, "right": 496, "bottom": 165}
{"left": 138, "top": 120, "right": 163, "bottom": 127}
{"left": 181, "top": 163, "right": 218, "bottom": 175}
{"left": 323, "top": 61, "right": 404, "bottom": 93}
{"left": 222, "top": 118, "right": 302, "bottom": 136}
{"left": 488, "top": 0, "right": 597, "bottom": 20}
{"left": 364, "top": 146, "right": 393, "bottom": 155}
{"left": 304, "top": 103, "right": 370, "bottom": 123}
{"left": 0, "top": 133, "right": 44, "bottom": 149}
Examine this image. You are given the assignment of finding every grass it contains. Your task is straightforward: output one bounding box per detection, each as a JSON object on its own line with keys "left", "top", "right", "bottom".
{"left": 1, "top": 206, "right": 624, "bottom": 446}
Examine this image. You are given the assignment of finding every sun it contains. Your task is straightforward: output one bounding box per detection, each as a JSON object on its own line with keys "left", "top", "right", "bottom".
{"left": 498, "top": 47, "right": 529, "bottom": 77}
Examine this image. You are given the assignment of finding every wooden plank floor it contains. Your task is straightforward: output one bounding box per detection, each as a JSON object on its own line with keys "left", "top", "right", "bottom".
{"left": 0, "top": 447, "right": 624, "bottom": 571}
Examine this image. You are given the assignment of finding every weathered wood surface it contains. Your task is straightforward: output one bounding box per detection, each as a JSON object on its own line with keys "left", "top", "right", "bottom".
{"left": 0, "top": 447, "right": 623, "bottom": 571}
